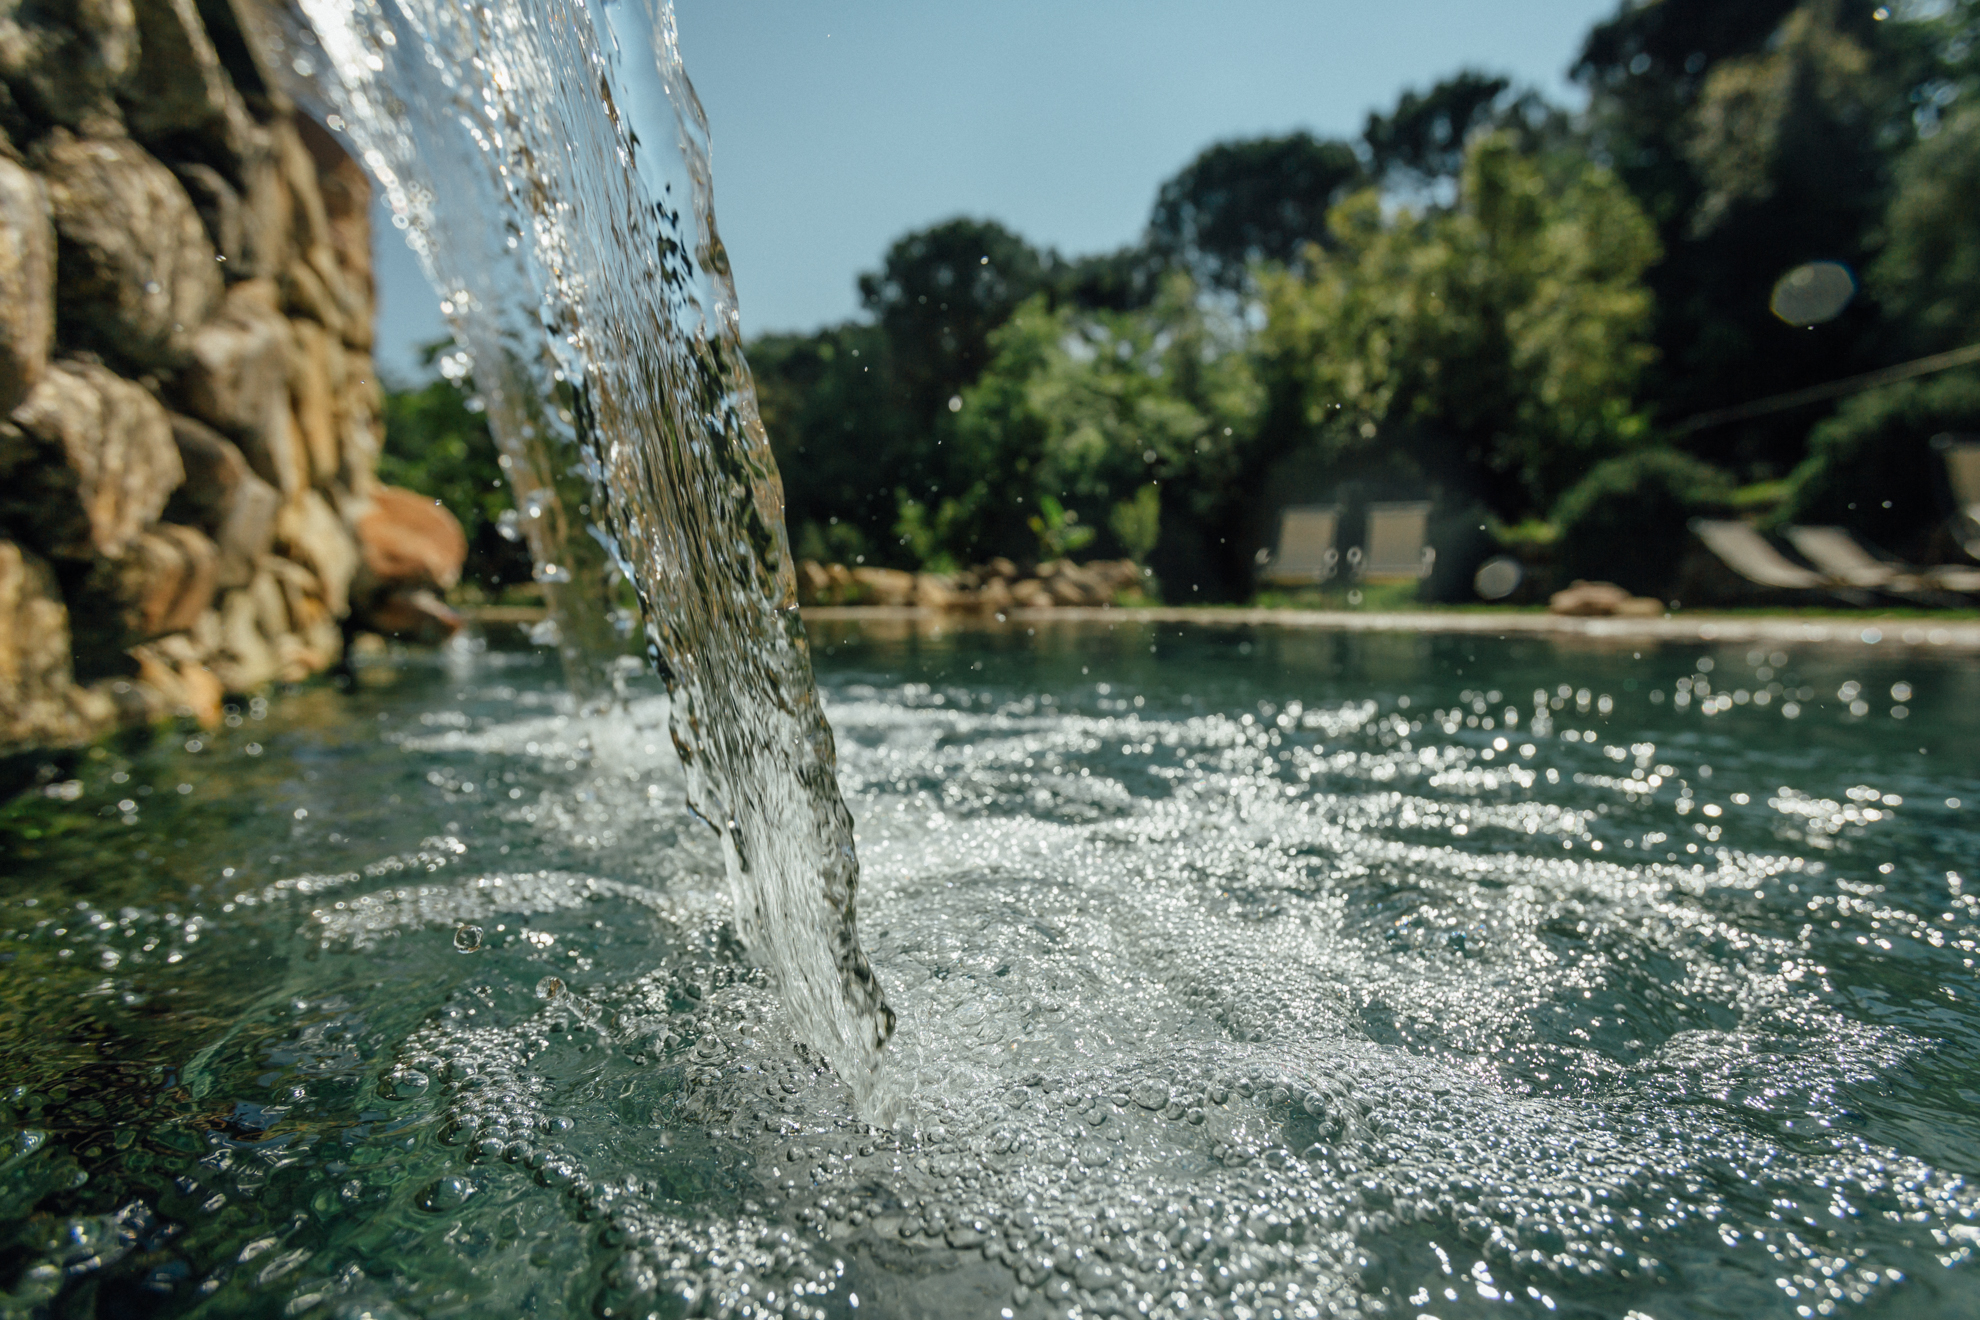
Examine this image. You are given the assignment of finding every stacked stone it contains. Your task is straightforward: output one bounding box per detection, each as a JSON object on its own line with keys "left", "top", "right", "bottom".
{"left": 0, "top": 0, "right": 388, "bottom": 752}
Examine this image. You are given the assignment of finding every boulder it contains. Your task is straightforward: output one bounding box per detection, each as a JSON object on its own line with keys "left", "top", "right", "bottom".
{"left": 36, "top": 131, "right": 222, "bottom": 370}
{"left": 233, "top": 129, "right": 289, "bottom": 280}
{"left": 849, "top": 566, "right": 915, "bottom": 606}
{"left": 1548, "top": 580, "right": 1665, "bottom": 618}
{"left": 1010, "top": 579, "right": 1053, "bottom": 608}
{"left": 287, "top": 316, "right": 337, "bottom": 481}
{"left": 111, "top": 522, "right": 218, "bottom": 637}
{"left": 120, "top": 0, "right": 252, "bottom": 159}
{"left": 353, "top": 486, "right": 465, "bottom": 595}
{"left": 209, "top": 576, "right": 276, "bottom": 691}
{"left": 0, "top": 0, "right": 137, "bottom": 135}
{"left": 128, "top": 641, "right": 222, "bottom": 726}
{"left": 162, "top": 413, "right": 277, "bottom": 588}
{"left": 175, "top": 278, "right": 305, "bottom": 493}
{"left": 0, "top": 540, "right": 92, "bottom": 750}
{"left": 0, "top": 155, "right": 52, "bottom": 415}
{"left": 1, "top": 359, "right": 181, "bottom": 560}
{"left": 264, "top": 554, "right": 340, "bottom": 676}
{"left": 63, "top": 523, "right": 216, "bottom": 678}
{"left": 335, "top": 349, "right": 381, "bottom": 490}
{"left": 797, "top": 558, "right": 831, "bottom": 605}
{"left": 360, "top": 587, "right": 460, "bottom": 645}
{"left": 912, "top": 573, "right": 954, "bottom": 608}
{"left": 974, "top": 576, "right": 1013, "bottom": 612}
{"left": 274, "top": 487, "right": 356, "bottom": 616}
{"left": 173, "top": 162, "right": 244, "bottom": 270}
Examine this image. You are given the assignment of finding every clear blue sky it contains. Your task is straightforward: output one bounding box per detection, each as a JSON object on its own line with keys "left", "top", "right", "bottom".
{"left": 371, "top": 0, "right": 1621, "bottom": 381}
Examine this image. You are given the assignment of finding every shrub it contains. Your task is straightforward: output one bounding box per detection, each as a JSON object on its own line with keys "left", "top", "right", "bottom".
{"left": 1551, "top": 448, "right": 1733, "bottom": 597}
{"left": 1774, "top": 372, "right": 1980, "bottom": 559}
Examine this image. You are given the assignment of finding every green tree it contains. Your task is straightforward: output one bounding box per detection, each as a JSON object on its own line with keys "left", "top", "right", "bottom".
{"left": 937, "top": 275, "right": 1262, "bottom": 568}
{"left": 1363, "top": 70, "right": 1547, "bottom": 188}
{"left": 856, "top": 217, "right": 1048, "bottom": 443}
{"left": 379, "top": 354, "right": 531, "bottom": 591}
{"left": 1255, "top": 132, "right": 1661, "bottom": 521}
{"left": 1574, "top": 0, "right": 1942, "bottom": 475}
{"left": 1145, "top": 133, "right": 1367, "bottom": 292}
{"left": 1872, "top": 101, "right": 1980, "bottom": 356}
{"left": 1552, "top": 447, "right": 1733, "bottom": 597}
{"left": 1776, "top": 371, "right": 1980, "bottom": 561}
{"left": 747, "top": 322, "right": 904, "bottom": 564}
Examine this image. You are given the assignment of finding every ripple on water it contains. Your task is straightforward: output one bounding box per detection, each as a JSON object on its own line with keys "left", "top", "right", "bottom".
{"left": 5, "top": 643, "right": 1979, "bottom": 1319}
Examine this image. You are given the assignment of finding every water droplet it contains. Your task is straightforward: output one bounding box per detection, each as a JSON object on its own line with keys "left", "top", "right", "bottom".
{"left": 453, "top": 924, "right": 483, "bottom": 953}
{"left": 535, "top": 976, "right": 564, "bottom": 1000}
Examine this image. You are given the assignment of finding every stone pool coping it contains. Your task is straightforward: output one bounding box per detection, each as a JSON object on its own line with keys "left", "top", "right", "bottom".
{"left": 795, "top": 605, "right": 1980, "bottom": 650}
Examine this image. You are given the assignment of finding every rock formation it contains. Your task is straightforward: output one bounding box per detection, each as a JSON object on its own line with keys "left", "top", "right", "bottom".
{"left": 795, "top": 557, "right": 1150, "bottom": 610}
{"left": 0, "top": 0, "right": 461, "bottom": 756}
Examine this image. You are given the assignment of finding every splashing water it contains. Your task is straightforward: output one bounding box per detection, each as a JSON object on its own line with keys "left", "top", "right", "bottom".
{"left": 273, "top": 0, "right": 897, "bottom": 1109}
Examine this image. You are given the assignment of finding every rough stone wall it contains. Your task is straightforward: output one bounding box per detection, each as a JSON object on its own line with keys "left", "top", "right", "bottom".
{"left": 0, "top": 0, "right": 390, "bottom": 753}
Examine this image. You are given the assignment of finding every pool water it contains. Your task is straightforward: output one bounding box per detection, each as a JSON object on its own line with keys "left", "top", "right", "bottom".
{"left": 3, "top": 620, "right": 1977, "bottom": 1320}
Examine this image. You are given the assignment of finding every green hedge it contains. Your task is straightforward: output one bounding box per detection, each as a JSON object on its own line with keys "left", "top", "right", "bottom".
{"left": 1551, "top": 448, "right": 1733, "bottom": 598}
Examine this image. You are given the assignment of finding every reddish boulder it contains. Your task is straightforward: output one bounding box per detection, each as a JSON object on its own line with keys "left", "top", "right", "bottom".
{"left": 350, "top": 486, "right": 467, "bottom": 640}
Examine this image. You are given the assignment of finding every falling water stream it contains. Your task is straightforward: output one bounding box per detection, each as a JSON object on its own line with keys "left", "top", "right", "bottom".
{"left": 274, "top": 0, "right": 898, "bottom": 1110}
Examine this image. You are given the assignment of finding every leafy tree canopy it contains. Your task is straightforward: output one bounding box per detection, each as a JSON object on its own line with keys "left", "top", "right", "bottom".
{"left": 1256, "top": 133, "right": 1660, "bottom": 520}
{"left": 1145, "top": 132, "right": 1366, "bottom": 291}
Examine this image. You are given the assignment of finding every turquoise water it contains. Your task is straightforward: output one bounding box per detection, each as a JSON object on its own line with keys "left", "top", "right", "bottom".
{"left": 3, "top": 620, "right": 1978, "bottom": 1319}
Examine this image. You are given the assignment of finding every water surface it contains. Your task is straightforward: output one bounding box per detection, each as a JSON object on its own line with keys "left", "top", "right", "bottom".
{"left": 3, "top": 621, "right": 1977, "bottom": 1319}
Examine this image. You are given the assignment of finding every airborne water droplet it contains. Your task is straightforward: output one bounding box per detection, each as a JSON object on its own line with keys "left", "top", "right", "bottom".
{"left": 535, "top": 976, "right": 564, "bottom": 1000}
{"left": 453, "top": 924, "right": 483, "bottom": 953}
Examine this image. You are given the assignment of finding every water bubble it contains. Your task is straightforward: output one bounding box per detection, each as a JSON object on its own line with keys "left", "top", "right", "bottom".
{"left": 535, "top": 976, "right": 565, "bottom": 1001}
{"left": 383, "top": 1068, "right": 429, "bottom": 1098}
{"left": 453, "top": 925, "right": 483, "bottom": 953}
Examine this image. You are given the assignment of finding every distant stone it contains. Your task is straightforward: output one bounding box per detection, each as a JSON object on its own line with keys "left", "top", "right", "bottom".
{"left": 849, "top": 566, "right": 916, "bottom": 606}
{"left": 912, "top": 573, "right": 954, "bottom": 608}
{"left": 1549, "top": 580, "right": 1664, "bottom": 618}
{"left": 797, "top": 559, "right": 831, "bottom": 605}
{"left": 37, "top": 131, "right": 222, "bottom": 369}
{"left": 350, "top": 486, "right": 466, "bottom": 640}
{"left": 0, "top": 155, "right": 52, "bottom": 415}
{"left": 1010, "top": 579, "right": 1053, "bottom": 608}
{"left": 1, "top": 359, "right": 181, "bottom": 560}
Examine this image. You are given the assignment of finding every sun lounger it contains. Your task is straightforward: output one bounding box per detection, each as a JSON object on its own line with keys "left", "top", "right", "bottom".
{"left": 1361, "top": 501, "right": 1434, "bottom": 581}
{"left": 1783, "top": 524, "right": 1980, "bottom": 602}
{"left": 1688, "top": 519, "right": 1829, "bottom": 590}
{"left": 1782, "top": 525, "right": 1913, "bottom": 589}
{"left": 1937, "top": 435, "right": 1980, "bottom": 559}
{"left": 1942, "top": 437, "right": 1980, "bottom": 520}
{"left": 1261, "top": 505, "right": 1340, "bottom": 585}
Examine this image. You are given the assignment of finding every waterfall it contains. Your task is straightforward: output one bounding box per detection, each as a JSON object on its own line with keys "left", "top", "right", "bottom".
{"left": 270, "top": 0, "right": 898, "bottom": 1114}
